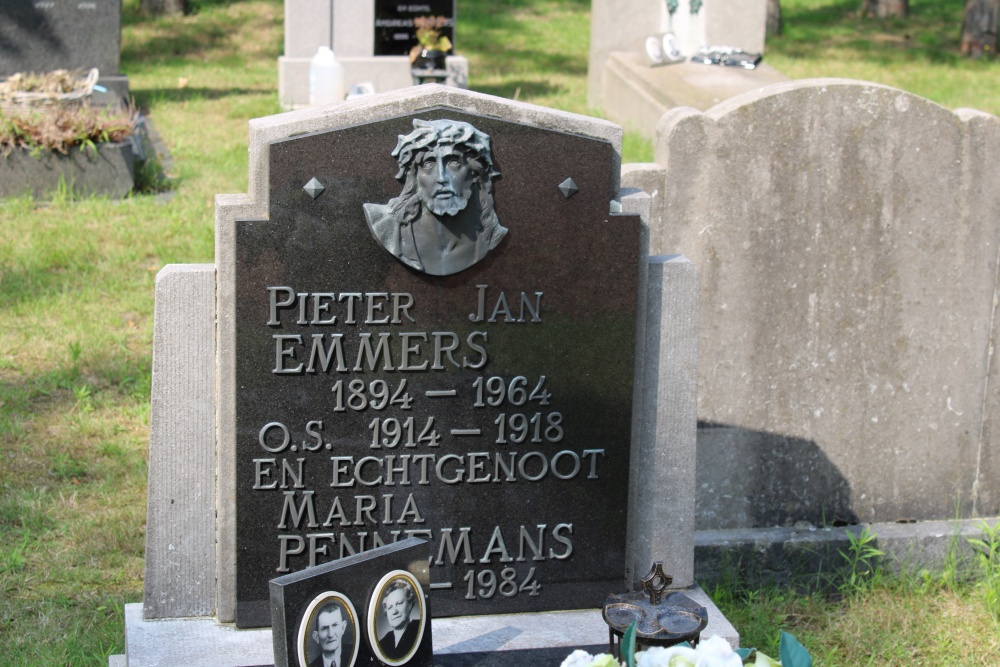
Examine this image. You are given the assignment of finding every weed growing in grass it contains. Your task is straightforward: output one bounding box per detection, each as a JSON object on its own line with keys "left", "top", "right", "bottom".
{"left": 72, "top": 383, "right": 94, "bottom": 414}
{"left": 0, "top": 531, "right": 30, "bottom": 575}
{"left": 968, "top": 521, "right": 1000, "bottom": 623}
{"left": 837, "top": 525, "right": 884, "bottom": 596}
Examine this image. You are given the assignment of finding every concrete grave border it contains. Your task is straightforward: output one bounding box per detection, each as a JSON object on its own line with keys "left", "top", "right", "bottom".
{"left": 132, "top": 84, "right": 725, "bottom": 666}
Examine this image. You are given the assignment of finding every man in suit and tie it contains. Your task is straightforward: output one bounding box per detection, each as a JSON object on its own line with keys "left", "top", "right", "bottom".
{"left": 308, "top": 602, "right": 351, "bottom": 667}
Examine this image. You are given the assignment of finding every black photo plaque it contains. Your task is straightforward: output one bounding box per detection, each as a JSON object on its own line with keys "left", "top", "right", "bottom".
{"left": 234, "top": 108, "right": 641, "bottom": 627}
{"left": 271, "top": 537, "right": 433, "bottom": 667}
{"left": 373, "top": 0, "right": 455, "bottom": 57}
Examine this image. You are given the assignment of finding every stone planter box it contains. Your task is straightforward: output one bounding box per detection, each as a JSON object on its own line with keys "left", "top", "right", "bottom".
{"left": 0, "top": 141, "right": 135, "bottom": 199}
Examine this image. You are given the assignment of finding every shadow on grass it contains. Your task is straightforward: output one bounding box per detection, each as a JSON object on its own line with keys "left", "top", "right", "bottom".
{"left": 121, "top": 0, "right": 280, "bottom": 65}
{"left": 131, "top": 86, "right": 273, "bottom": 106}
{"left": 474, "top": 79, "right": 566, "bottom": 100}
{"left": 774, "top": 0, "right": 969, "bottom": 66}
{"left": 459, "top": 0, "right": 590, "bottom": 75}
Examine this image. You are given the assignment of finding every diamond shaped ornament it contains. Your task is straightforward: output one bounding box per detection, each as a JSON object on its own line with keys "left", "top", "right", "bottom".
{"left": 557, "top": 177, "right": 579, "bottom": 199}
{"left": 303, "top": 177, "right": 325, "bottom": 199}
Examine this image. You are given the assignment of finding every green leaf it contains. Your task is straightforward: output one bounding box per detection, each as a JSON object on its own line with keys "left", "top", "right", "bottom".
{"left": 752, "top": 651, "right": 782, "bottom": 667}
{"left": 735, "top": 647, "right": 754, "bottom": 660}
{"left": 778, "top": 631, "right": 812, "bottom": 667}
{"left": 622, "top": 621, "right": 638, "bottom": 667}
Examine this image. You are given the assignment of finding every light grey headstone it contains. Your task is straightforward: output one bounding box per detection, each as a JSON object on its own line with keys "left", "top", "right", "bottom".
{"left": 278, "top": 0, "right": 468, "bottom": 109}
{"left": 588, "top": 0, "right": 768, "bottom": 110}
{"left": 143, "top": 264, "right": 217, "bottom": 619}
{"left": 648, "top": 79, "right": 1000, "bottom": 528}
{"left": 628, "top": 255, "right": 699, "bottom": 589}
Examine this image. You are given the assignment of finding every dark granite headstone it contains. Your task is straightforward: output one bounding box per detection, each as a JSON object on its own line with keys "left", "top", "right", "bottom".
{"left": 234, "top": 107, "right": 641, "bottom": 627}
{"left": 271, "top": 538, "right": 433, "bottom": 667}
{"left": 0, "top": 0, "right": 121, "bottom": 77}
{"left": 373, "top": 0, "right": 455, "bottom": 57}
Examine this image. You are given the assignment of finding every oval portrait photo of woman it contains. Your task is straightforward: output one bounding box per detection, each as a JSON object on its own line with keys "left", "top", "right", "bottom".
{"left": 367, "top": 570, "right": 426, "bottom": 665}
{"left": 297, "top": 592, "right": 359, "bottom": 667}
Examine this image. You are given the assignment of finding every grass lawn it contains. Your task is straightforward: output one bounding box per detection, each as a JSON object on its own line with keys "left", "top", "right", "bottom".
{"left": 1, "top": 0, "right": 999, "bottom": 664}
{"left": 767, "top": 0, "right": 1000, "bottom": 116}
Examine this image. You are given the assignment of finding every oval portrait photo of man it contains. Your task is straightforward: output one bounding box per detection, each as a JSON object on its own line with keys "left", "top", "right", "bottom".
{"left": 366, "top": 570, "right": 426, "bottom": 665}
{"left": 297, "top": 592, "right": 359, "bottom": 667}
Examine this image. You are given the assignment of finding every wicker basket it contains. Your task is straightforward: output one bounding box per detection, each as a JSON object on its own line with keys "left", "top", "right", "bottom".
{"left": 0, "top": 68, "right": 100, "bottom": 115}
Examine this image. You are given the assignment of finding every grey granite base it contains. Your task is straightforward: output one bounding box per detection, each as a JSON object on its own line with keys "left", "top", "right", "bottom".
{"left": 695, "top": 518, "right": 1000, "bottom": 590}
{"left": 112, "top": 585, "right": 736, "bottom": 666}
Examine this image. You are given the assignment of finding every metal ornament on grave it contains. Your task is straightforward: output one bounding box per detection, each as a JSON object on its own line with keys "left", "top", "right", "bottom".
{"left": 233, "top": 108, "right": 641, "bottom": 627}
{"left": 603, "top": 562, "right": 708, "bottom": 656}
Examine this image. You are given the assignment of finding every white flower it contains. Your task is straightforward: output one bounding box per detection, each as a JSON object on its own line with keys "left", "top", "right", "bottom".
{"left": 693, "top": 635, "right": 743, "bottom": 667}
{"left": 560, "top": 650, "right": 598, "bottom": 667}
{"left": 635, "top": 636, "right": 743, "bottom": 667}
{"left": 636, "top": 645, "right": 699, "bottom": 667}
{"left": 558, "top": 651, "right": 623, "bottom": 667}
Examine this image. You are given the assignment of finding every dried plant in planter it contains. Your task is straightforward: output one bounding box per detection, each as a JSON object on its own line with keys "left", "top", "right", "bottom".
{"left": 0, "top": 68, "right": 100, "bottom": 111}
{"left": 0, "top": 103, "right": 138, "bottom": 157}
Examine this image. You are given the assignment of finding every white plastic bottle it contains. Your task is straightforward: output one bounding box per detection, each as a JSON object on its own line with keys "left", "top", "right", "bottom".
{"left": 309, "top": 46, "right": 345, "bottom": 107}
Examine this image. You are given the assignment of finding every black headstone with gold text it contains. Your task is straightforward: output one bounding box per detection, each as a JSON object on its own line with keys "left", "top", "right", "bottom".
{"left": 234, "top": 107, "right": 641, "bottom": 627}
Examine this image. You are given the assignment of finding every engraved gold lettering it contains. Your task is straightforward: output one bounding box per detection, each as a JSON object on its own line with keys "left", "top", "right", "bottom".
{"left": 278, "top": 490, "right": 318, "bottom": 529}
{"left": 488, "top": 291, "right": 513, "bottom": 322}
{"left": 259, "top": 422, "right": 290, "bottom": 453}
{"left": 308, "top": 533, "right": 334, "bottom": 567}
{"left": 322, "top": 496, "right": 350, "bottom": 526}
{"left": 435, "top": 527, "right": 474, "bottom": 564}
{"left": 280, "top": 458, "right": 306, "bottom": 489}
{"left": 549, "top": 523, "right": 574, "bottom": 559}
{"left": 268, "top": 286, "right": 295, "bottom": 326}
{"left": 312, "top": 293, "right": 337, "bottom": 324}
{"left": 354, "top": 495, "right": 378, "bottom": 524}
{"left": 517, "top": 524, "right": 547, "bottom": 562}
{"left": 399, "top": 332, "right": 429, "bottom": 371}
{"left": 253, "top": 458, "right": 277, "bottom": 489}
{"left": 582, "top": 449, "right": 605, "bottom": 479}
{"left": 436, "top": 454, "right": 464, "bottom": 484}
{"left": 384, "top": 454, "right": 411, "bottom": 485}
{"left": 550, "top": 450, "right": 581, "bottom": 480}
{"left": 517, "top": 451, "right": 548, "bottom": 482}
{"left": 366, "top": 292, "right": 390, "bottom": 324}
{"left": 464, "top": 331, "right": 488, "bottom": 369}
{"left": 397, "top": 493, "right": 425, "bottom": 524}
{"left": 339, "top": 293, "right": 362, "bottom": 324}
{"left": 479, "top": 526, "right": 514, "bottom": 563}
{"left": 354, "top": 333, "right": 395, "bottom": 371}
{"left": 273, "top": 334, "right": 304, "bottom": 373}
{"left": 330, "top": 456, "right": 355, "bottom": 487}
{"left": 466, "top": 452, "right": 491, "bottom": 483}
{"left": 431, "top": 331, "right": 460, "bottom": 369}
{"left": 413, "top": 454, "right": 434, "bottom": 484}
{"left": 306, "top": 334, "right": 347, "bottom": 372}
{"left": 355, "top": 456, "right": 383, "bottom": 486}
{"left": 392, "top": 293, "right": 416, "bottom": 324}
{"left": 277, "top": 535, "right": 305, "bottom": 572}
{"left": 519, "top": 292, "right": 543, "bottom": 322}
{"left": 469, "top": 284, "right": 488, "bottom": 322}
{"left": 304, "top": 420, "right": 324, "bottom": 451}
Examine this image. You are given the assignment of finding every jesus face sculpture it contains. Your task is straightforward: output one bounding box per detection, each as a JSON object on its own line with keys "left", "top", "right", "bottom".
{"left": 362, "top": 118, "right": 508, "bottom": 276}
{"left": 415, "top": 143, "right": 476, "bottom": 217}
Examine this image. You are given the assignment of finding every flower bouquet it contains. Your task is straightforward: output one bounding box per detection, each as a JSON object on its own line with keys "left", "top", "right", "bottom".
{"left": 560, "top": 624, "right": 812, "bottom": 667}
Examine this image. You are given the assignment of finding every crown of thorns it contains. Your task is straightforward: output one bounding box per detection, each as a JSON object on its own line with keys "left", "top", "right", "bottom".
{"left": 391, "top": 119, "right": 499, "bottom": 181}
